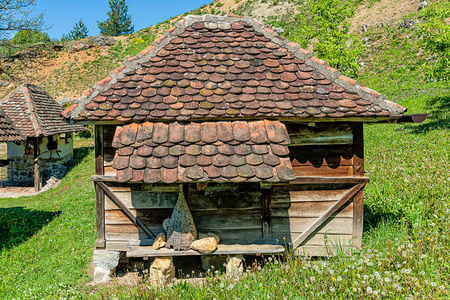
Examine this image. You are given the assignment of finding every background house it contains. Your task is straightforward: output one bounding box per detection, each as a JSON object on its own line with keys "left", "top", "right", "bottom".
{"left": 1, "top": 84, "right": 86, "bottom": 190}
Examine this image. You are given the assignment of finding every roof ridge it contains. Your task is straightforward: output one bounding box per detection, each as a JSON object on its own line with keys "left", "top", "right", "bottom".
{"left": 68, "top": 14, "right": 406, "bottom": 120}
{"left": 21, "top": 84, "right": 44, "bottom": 136}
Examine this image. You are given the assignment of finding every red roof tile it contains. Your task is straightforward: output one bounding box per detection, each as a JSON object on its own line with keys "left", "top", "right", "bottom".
{"left": 111, "top": 120, "right": 294, "bottom": 183}
{"left": 1, "top": 84, "right": 86, "bottom": 137}
{"left": 69, "top": 15, "right": 406, "bottom": 122}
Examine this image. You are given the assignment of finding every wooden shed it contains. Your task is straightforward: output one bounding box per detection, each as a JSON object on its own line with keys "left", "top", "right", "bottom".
{"left": 64, "top": 15, "right": 426, "bottom": 274}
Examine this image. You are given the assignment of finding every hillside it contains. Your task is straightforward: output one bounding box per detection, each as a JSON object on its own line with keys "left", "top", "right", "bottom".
{"left": 0, "top": 0, "right": 438, "bottom": 102}
{"left": 0, "top": 1, "right": 449, "bottom": 298}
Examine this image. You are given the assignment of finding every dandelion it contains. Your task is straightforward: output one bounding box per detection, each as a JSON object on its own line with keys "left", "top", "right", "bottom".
{"left": 310, "top": 277, "right": 316, "bottom": 282}
{"left": 367, "top": 286, "right": 373, "bottom": 294}
{"left": 329, "top": 287, "right": 335, "bottom": 292}
{"left": 352, "top": 288, "right": 357, "bottom": 292}
{"left": 274, "top": 260, "right": 279, "bottom": 265}
{"left": 431, "top": 282, "right": 437, "bottom": 287}
{"left": 220, "top": 282, "right": 225, "bottom": 289}
{"left": 337, "top": 276, "right": 342, "bottom": 282}
{"left": 385, "top": 277, "right": 391, "bottom": 283}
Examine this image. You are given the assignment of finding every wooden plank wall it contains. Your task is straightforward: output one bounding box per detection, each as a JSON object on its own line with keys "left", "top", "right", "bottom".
{"left": 269, "top": 184, "right": 355, "bottom": 248}
{"left": 103, "top": 125, "right": 117, "bottom": 176}
{"left": 104, "top": 183, "right": 263, "bottom": 246}
{"left": 288, "top": 123, "right": 354, "bottom": 177}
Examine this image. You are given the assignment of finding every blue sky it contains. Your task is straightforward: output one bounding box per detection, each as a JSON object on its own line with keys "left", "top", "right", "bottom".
{"left": 33, "top": 0, "right": 211, "bottom": 40}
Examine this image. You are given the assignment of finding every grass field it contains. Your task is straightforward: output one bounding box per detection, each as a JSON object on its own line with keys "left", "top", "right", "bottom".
{"left": 0, "top": 77, "right": 448, "bottom": 299}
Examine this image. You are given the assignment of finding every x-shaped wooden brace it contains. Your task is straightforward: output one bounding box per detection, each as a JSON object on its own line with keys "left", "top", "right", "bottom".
{"left": 292, "top": 183, "right": 365, "bottom": 249}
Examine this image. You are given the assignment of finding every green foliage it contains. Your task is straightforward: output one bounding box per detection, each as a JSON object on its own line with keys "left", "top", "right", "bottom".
{"left": 11, "top": 29, "right": 50, "bottom": 44}
{"left": 98, "top": 0, "right": 134, "bottom": 36}
{"left": 62, "top": 19, "right": 89, "bottom": 41}
{"left": 416, "top": 1, "right": 450, "bottom": 81}
{"left": 268, "top": 0, "right": 363, "bottom": 77}
{"left": 0, "top": 0, "right": 45, "bottom": 38}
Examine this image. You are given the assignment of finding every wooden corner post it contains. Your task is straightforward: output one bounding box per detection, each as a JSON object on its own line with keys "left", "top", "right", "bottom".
{"left": 94, "top": 125, "right": 105, "bottom": 248}
{"left": 352, "top": 123, "right": 364, "bottom": 248}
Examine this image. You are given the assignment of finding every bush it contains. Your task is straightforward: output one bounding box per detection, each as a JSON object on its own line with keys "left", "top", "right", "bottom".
{"left": 11, "top": 29, "right": 50, "bottom": 45}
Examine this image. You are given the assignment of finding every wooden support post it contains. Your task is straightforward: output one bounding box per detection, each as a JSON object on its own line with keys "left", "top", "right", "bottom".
{"left": 352, "top": 123, "right": 365, "bottom": 248}
{"left": 261, "top": 188, "right": 271, "bottom": 238}
{"left": 292, "top": 183, "right": 365, "bottom": 249}
{"left": 96, "top": 181, "right": 156, "bottom": 239}
{"left": 95, "top": 182, "right": 106, "bottom": 249}
{"left": 95, "top": 125, "right": 104, "bottom": 176}
{"left": 33, "top": 137, "right": 40, "bottom": 192}
{"left": 352, "top": 189, "right": 364, "bottom": 248}
{"left": 352, "top": 123, "right": 364, "bottom": 177}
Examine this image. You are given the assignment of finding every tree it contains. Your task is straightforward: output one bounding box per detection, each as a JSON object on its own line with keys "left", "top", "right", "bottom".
{"left": 11, "top": 29, "right": 49, "bottom": 44}
{"left": 0, "top": 0, "right": 45, "bottom": 39}
{"left": 63, "top": 19, "right": 89, "bottom": 41}
{"left": 97, "top": 0, "right": 134, "bottom": 36}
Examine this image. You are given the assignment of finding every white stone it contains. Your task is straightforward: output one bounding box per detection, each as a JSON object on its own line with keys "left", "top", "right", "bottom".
{"left": 190, "top": 237, "right": 218, "bottom": 254}
{"left": 150, "top": 256, "right": 175, "bottom": 285}
{"left": 93, "top": 250, "right": 120, "bottom": 283}
{"left": 198, "top": 232, "right": 220, "bottom": 243}
{"left": 226, "top": 254, "right": 244, "bottom": 277}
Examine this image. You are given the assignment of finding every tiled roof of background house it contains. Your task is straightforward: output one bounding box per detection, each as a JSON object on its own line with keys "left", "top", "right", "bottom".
{"left": 66, "top": 15, "right": 407, "bottom": 122}
{"left": 1, "top": 84, "right": 86, "bottom": 137}
{"left": 112, "top": 120, "right": 295, "bottom": 183}
{"left": 0, "top": 108, "right": 24, "bottom": 143}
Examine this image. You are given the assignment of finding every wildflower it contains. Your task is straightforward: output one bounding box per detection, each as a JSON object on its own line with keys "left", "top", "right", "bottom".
{"left": 385, "top": 277, "right": 391, "bottom": 283}
{"left": 329, "top": 287, "right": 335, "bottom": 292}
{"left": 274, "top": 260, "right": 279, "bottom": 265}
{"left": 220, "top": 282, "right": 225, "bottom": 289}
{"left": 367, "top": 286, "right": 373, "bottom": 294}
{"left": 244, "top": 284, "right": 248, "bottom": 289}
{"left": 310, "top": 277, "right": 316, "bottom": 282}
{"left": 431, "top": 282, "right": 437, "bottom": 287}
{"left": 337, "top": 276, "right": 342, "bottom": 282}
{"left": 352, "top": 288, "right": 357, "bottom": 292}
{"left": 268, "top": 257, "right": 273, "bottom": 262}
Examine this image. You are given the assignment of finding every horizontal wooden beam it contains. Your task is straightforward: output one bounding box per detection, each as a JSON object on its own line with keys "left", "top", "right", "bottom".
{"left": 285, "top": 176, "right": 370, "bottom": 185}
{"left": 292, "top": 183, "right": 365, "bottom": 249}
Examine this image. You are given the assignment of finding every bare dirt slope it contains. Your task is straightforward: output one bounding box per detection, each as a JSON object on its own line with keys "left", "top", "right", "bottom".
{"left": 0, "top": 0, "right": 424, "bottom": 102}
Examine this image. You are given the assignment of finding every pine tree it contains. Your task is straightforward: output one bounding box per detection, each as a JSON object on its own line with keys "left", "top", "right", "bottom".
{"left": 97, "top": 0, "right": 134, "bottom": 36}
{"left": 63, "top": 19, "right": 89, "bottom": 40}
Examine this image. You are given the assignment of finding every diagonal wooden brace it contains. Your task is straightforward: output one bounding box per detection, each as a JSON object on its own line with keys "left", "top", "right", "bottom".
{"left": 96, "top": 181, "right": 156, "bottom": 239}
{"left": 292, "top": 183, "right": 365, "bottom": 249}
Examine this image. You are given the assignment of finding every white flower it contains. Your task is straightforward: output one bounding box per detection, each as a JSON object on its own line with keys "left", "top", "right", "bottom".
{"left": 366, "top": 286, "right": 373, "bottom": 294}
{"left": 431, "top": 282, "right": 437, "bottom": 287}
{"left": 220, "top": 283, "right": 224, "bottom": 288}
{"left": 352, "top": 288, "right": 357, "bottom": 292}
{"left": 329, "top": 287, "right": 335, "bottom": 292}
{"left": 385, "top": 277, "right": 391, "bottom": 283}
{"left": 310, "top": 277, "right": 316, "bottom": 282}
{"left": 337, "top": 276, "right": 342, "bottom": 282}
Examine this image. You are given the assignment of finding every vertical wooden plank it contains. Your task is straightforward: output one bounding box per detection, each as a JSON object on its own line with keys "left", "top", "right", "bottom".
{"left": 352, "top": 123, "right": 364, "bottom": 177}
{"left": 95, "top": 182, "right": 106, "bottom": 249}
{"left": 352, "top": 189, "right": 364, "bottom": 248}
{"left": 95, "top": 125, "right": 104, "bottom": 175}
{"left": 352, "top": 123, "right": 364, "bottom": 248}
{"left": 33, "top": 137, "right": 40, "bottom": 192}
{"left": 261, "top": 189, "right": 271, "bottom": 238}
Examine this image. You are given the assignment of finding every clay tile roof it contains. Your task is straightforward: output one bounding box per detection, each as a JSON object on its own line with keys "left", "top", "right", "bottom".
{"left": 112, "top": 120, "right": 295, "bottom": 183}
{"left": 0, "top": 108, "right": 24, "bottom": 143}
{"left": 68, "top": 15, "right": 407, "bottom": 122}
{"left": 1, "top": 84, "right": 87, "bottom": 137}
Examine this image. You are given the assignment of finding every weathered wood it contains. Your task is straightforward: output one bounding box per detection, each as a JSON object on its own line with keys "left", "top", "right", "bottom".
{"left": 192, "top": 210, "right": 262, "bottom": 231}
{"left": 261, "top": 189, "right": 271, "bottom": 238}
{"left": 293, "top": 165, "right": 353, "bottom": 177}
{"left": 271, "top": 188, "right": 350, "bottom": 203}
{"left": 97, "top": 181, "right": 156, "bottom": 238}
{"left": 271, "top": 217, "right": 353, "bottom": 235}
{"left": 33, "top": 137, "right": 40, "bottom": 192}
{"left": 271, "top": 201, "right": 354, "bottom": 218}
{"left": 105, "top": 209, "right": 173, "bottom": 225}
{"left": 91, "top": 175, "right": 116, "bottom": 182}
{"left": 104, "top": 190, "right": 178, "bottom": 210}
{"left": 352, "top": 189, "right": 364, "bottom": 248}
{"left": 95, "top": 125, "right": 104, "bottom": 175}
{"left": 292, "top": 157, "right": 353, "bottom": 167}
{"left": 105, "top": 224, "right": 163, "bottom": 240}
{"left": 95, "top": 182, "right": 106, "bottom": 248}
{"left": 289, "top": 145, "right": 354, "bottom": 168}
{"left": 189, "top": 183, "right": 262, "bottom": 210}
{"left": 126, "top": 239, "right": 285, "bottom": 257}
{"left": 287, "top": 176, "right": 370, "bottom": 185}
{"left": 287, "top": 123, "right": 353, "bottom": 146}
{"left": 292, "top": 184, "right": 364, "bottom": 248}
{"left": 352, "top": 123, "right": 364, "bottom": 177}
